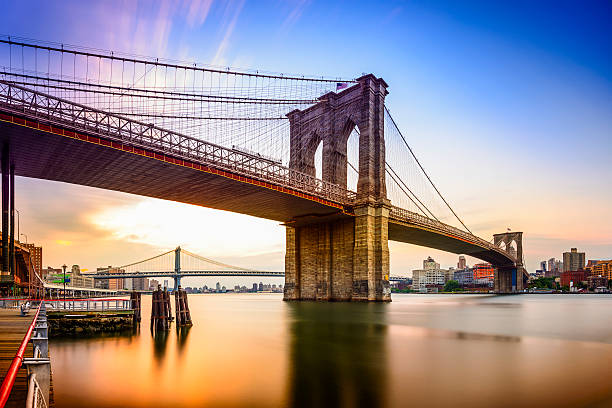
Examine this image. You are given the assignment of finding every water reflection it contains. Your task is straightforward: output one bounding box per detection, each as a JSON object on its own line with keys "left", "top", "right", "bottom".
{"left": 152, "top": 329, "right": 169, "bottom": 364}
{"left": 287, "top": 302, "right": 388, "bottom": 408}
{"left": 176, "top": 325, "right": 191, "bottom": 354}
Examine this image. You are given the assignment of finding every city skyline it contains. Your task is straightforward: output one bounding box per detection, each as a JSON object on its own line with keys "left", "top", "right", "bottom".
{"left": 2, "top": 0, "right": 611, "bottom": 279}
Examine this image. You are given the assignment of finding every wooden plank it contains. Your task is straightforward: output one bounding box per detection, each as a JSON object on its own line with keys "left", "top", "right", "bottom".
{"left": 0, "top": 308, "right": 33, "bottom": 408}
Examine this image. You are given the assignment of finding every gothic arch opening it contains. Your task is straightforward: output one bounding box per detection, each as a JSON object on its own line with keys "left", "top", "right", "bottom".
{"left": 346, "top": 127, "right": 359, "bottom": 192}
{"left": 314, "top": 139, "right": 323, "bottom": 180}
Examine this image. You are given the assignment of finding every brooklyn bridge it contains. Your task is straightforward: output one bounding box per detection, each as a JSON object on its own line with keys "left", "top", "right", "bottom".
{"left": 0, "top": 37, "right": 526, "bottom": 301}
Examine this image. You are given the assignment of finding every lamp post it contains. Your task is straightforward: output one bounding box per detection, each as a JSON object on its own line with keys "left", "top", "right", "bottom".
{"left": 14, "top": 209, "right": 19, "bottom": 242}
{"left": 62, "top": 264, "right": 67, "bottom": 306}
{"left": 20, "top": 233, "right": 27, "bottom": 244}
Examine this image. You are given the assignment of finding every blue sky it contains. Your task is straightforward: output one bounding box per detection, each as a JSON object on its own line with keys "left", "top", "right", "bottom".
{"left": 1, "top": 0, "right": 610, "bottom": 281}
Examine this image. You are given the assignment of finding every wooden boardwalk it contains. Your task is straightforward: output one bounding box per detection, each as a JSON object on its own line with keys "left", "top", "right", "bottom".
{"left": 0, "top": 308, "right": 34, "bottom": 408}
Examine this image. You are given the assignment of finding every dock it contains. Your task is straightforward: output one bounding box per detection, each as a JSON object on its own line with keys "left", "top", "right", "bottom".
{"left": 0, "top": 308, "right": 33, "bottom": 408}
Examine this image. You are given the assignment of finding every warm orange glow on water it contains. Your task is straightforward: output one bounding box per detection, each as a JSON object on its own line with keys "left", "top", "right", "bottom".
{"left": 50, "top": 294, "right": 612, "bottom": 407}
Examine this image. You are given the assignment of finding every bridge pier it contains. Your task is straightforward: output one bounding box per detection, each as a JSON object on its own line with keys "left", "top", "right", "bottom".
{"left": 284, "top": 203, "right": 391, "bottom": 302}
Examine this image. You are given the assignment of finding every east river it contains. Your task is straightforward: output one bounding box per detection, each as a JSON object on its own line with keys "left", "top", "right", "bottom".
{"left": 49, "top": 294, "right": 612, "bottom": 407}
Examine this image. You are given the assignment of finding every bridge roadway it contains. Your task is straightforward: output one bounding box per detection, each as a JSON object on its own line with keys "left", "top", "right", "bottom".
{"left": 0, "top": 81, "right": 516, "bottom": 269}
{"left": 84, "top": 270, "right": 408, "bottom": 282}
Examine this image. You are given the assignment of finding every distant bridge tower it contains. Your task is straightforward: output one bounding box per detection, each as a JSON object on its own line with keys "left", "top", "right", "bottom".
{"left": 284, "top": 74, "right": 391, "bottom": 302}
{"left": 493, "top": 231, "right": 525, "bottom": 293}
{"left": 174, "top": 246, "right": 181, "bottom": 291}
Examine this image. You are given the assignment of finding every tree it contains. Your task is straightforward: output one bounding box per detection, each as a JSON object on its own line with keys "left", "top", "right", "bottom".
{"left": 444, "top": 280, "right": 461, "bottom": 292}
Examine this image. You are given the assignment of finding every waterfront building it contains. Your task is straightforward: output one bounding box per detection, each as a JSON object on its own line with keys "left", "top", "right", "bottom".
{"left": 473, "top": 263, "right": 495, "bottom": 286}
{"left": 457, "top": 256, "right": 467, "bottom": 270}
{"left": 149, "top": 279, "right": 159, "bottom": 291}
{"left": 454, "top": 268, "right": 474, "bottom": 286}
{"left": 588, "top": 275, "right": 608, "bottom": 290}
{"left": 412, "top": 257, "right": 448, "bottom": 288}
{"left": 133, "top": 277, "right": 148, "bottom": 291}
{"left": 258, "top": 282, "right": 264, "bottom": 291}
{"left": 563, "top": 248, "right": 585, "bottom": 272}
{"left": 71, "top": 264, "right": 81, "bottom": 275}
{"left": 589, "top": 260, "right": 612, "bottom": 280}
{"left": 216, "top": 282, "right": 221, "bottom": 292}
{"left": 252, "top": 283, "right": 258, "bottom": 292}
{"left": 70, "top": 274, "right": 95, "bottom": 289}
{"left": 560, "top": 270, "right": 586, "bottom": 288}
{"left": 540, "top": 261, "right": 547, "bottom": 272}
{"left": 22, "top": 243, "right": 43, "bottom": 273}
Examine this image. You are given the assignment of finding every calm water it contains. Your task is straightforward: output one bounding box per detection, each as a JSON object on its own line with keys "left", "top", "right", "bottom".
{"left": 49, "top": 294, "right": 612, "bottom": 407}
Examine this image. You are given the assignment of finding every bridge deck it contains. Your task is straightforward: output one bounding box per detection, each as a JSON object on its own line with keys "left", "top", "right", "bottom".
{"left": 0, "top": 114, "right": 343, "bottom": 223}
{"left": 0, "top": 308, "right": 32, "bottom": 408}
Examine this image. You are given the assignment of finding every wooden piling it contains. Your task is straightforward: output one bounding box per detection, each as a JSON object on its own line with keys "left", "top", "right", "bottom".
{"left": 150, "top": 285, "right": 171, "bottom": 332}
{"left": 174, "top": 286, "right": 192, "bottom": 326}
{"left": 130, "top": 291, "right": 141, "bottom": 324}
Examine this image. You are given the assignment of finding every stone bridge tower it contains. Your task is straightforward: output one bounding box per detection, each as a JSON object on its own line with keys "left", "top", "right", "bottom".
{"left": 493, "top": 231, "right": 526, "bottom": 293}
{"left": 283, "top": 74, "right": 391, "bottom": 302}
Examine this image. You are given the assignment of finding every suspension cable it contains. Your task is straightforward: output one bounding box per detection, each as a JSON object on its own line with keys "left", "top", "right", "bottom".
{"left": 384, "top": 106, "right": 473, "bottom": 234}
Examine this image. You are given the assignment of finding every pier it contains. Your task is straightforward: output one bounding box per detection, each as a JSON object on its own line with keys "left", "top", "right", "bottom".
{"left": 0, "top": 301, "right": 52, "bottom": 408}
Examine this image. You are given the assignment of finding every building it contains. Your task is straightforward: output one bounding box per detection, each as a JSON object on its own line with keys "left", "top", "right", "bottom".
{"left": 454, "top": 268, "right": 474, "bottom": 287}
{"left": 587, "top": 275, "right": 608, "bottom": 290}
{"left": 149, "top": 279, "right": 160, "bottom": 291}
{"left": 561, "top": 270, "right": 586, "bottom": 288}
{"left": 99, "top": 266, "right": 125, "bottom": 290}
{"left": 71, "top": 274, "right": 94, "bottom": 288}
{"left": 71, "top": 264, "right": 81, "bottom": 276}
{"left": 457, "top": 256, "right": 466, "bottom": 270}
{"left": 22, "top": 243, "right": 42, "bottom": 274}
{"left": 473, "top": 263, "right": 495, "bottom": 286}
{"left": 539, "top": 261, "right": 547, "bottom": 272}
{"left": 132, "top": 277, "right": 148, "bottom": 291}
{"left": 563, "top": 248, "right": 585, "bottom": 272}
{"left": 545, "top": 258, "right": 563, "bottom": 278}
{"left": 412, "top": 257, "right": 448, "bottom": 289}
{"left": 41, "top": 266, "right": 61, "bottom": 281}
{"left": 589, "top": 260, "right": 612, "bottom": 280}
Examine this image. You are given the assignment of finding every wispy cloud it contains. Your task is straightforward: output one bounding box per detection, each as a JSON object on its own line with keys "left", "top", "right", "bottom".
{"left": 212, "top": 0, "right": 245, "bottom": 66}
{"left": 279, "top": 0, "right": 310, "bottom": 34}
{"left": 185, "top": 0, "right": 214, "bottom": 27}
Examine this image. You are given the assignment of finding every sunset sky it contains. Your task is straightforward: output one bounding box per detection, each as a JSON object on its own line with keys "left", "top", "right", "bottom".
{"left": 1, "top": 0, "right": 611, "bottom": 284}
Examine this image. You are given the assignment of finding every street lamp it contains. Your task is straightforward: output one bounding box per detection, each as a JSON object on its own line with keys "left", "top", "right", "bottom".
{"left": 20, "top": 233, "right": 27, "bottom": 244}
{"left": 62, "top": 264, "right": 67, "bottom": 305}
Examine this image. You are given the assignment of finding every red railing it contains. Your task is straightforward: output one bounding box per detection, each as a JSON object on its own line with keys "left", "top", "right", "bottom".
{"left": 0, "top": 301, "right": 42, "bottom": 408}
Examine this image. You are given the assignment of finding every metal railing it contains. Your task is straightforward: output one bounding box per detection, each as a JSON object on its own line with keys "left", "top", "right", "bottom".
{"left": 25, "top": 373, "right": 46, "bottom": 408}
{"left": 43, "top": 298, "right": 131, "bottom": 312}
{"left": 389, "top": 206, "right": 517, "bottom": 264}
{"left": 0, "top": 81, "right": 355, "bottom": 205}
{"left": 0, "top": 302, "right": 43, "bottom": 408}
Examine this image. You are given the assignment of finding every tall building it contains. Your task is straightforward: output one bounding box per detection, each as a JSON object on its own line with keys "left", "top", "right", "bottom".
{"left": 457, "top": 256, "right": 466, "bottom": 270}
{"left": 23, "top": 243, "right": 42, "bottom": 274}
{"left": 539, "top": 261, "right": 547, "bottom": 272}
{"left": 563, "top": 248, "right": 585, "bottom": 272}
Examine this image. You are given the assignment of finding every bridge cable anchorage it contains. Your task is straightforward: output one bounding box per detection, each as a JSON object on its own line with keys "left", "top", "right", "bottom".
{"left": 384, "top": 106, "right": 473, "bottom": 234}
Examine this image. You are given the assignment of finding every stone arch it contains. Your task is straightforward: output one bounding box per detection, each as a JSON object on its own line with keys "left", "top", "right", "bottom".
{"left": 287, "top": 74, "right": 389, "bottom": 201}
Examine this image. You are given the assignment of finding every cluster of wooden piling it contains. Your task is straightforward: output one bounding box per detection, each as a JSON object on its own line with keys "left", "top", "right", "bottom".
{"left": 130, "top": 292, "right": 141, "bottom": 324}
{"left": 174, "top": 287, "right": 192, "bottom": 326}
{"left": 150, "top": 286, "right": 172, "bottom": 332}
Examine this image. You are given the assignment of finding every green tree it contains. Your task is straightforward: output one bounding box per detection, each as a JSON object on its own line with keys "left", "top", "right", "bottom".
{"left": 444, "top": 280, "right": 461, "bottom": 292}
